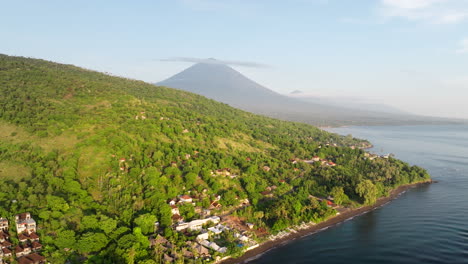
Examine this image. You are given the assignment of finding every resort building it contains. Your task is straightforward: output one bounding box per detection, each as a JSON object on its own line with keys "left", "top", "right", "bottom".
{"left": 15, "top": 213, "right": 36, "bottom": 234}
{"left": 175, "top": 216, "right": 220, "bottom": 231}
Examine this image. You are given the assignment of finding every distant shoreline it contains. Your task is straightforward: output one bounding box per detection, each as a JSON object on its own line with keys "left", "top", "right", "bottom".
{"left": 221, "top": 180, "right": 432, "bottom": 264}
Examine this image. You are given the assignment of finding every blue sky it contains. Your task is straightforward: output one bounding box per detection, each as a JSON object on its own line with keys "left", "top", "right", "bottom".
{"left": 1, "top": 0, "right": 468, "bottom": 118}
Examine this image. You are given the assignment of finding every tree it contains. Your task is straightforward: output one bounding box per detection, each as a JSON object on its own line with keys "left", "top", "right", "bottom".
{"left": 330, "top": 186, "right": 349, "bottom": 205}
{"left": 134, "top": 213, "right": 157, "bottom": 235}
{"left": 80, "top": 215, "right": 99, "bottom": 230}
{"left": 76, "top": 232, "right": 108, "bottom": 253}
{"left": 99, "top": 215, "right": 117, "bottom": 234}
{"left": 355, "top": 180, "right": 378, "bottom": 205}
{"left": 54, "top": 230, "right": 76, "bottom": 249}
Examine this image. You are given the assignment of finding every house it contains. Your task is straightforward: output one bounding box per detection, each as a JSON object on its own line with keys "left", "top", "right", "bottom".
{"left": 192, "top": 244, "right": 210, "bottom": 257}
{"left": 1, "top": 240, "right": 12, "bottom": 248}
{"left": 171, "top": 214, "right": 183, "bottom": 223}
{"left": 0, "top": 218, "right": 8, "bottom": 231}
{"left": 246, "top": 223, "right": 255, "bottom": 229}
{"left": 196, "top": 232, "right": 209, "bottom": 241}
{"left": 19, "top": 253, "right": 46, "bottom": 264}
{"left": 200, "top": 240, "right": 227, "bottom": 254}
{"left": 179, "top": 195, "right": 193, "bottom": 203}
{"left": 15, "top": 213, "right": 36, "bottom": 234}
{"left": 260, "top": 190, "right": 273, "bottom": 197}
{"left": 31, "top": 242, "right": 42, "bottom": 251}
{"left": 28, "top": 253, "right": 46, "bottom": 263}
{"left": 312, "top": 156, "right": 321, "bottom": 162}
{"left": 150, "top": 234, "right": 169, "bottom": 248}
{"left": 170, "top": 205, "right": 180, "bottom": 215}
{"left": 0, "top": 231, "right": 9, "bottom": 243}
{"left": 182, "top": 248, "right": 194, "bottom": 258}
{"left": 18, "top": 233, "right": 29, "bottom": 243}
{"left": 215, "top": 168, "right": 231, "bottom": 176}
{"left": 2, "top": 247, "right": 12, "bottom": 257}
{"left": 210, "top": 201, "right": 222, "bottom": 209}
{"left": 263, "top": 166, "right": 271, "bottom": 172}
{"left": 28, "top": 233, "right": 39, "bottom": 242}
{"left": 15, "top": 245, "right": 31, "bottom": 257}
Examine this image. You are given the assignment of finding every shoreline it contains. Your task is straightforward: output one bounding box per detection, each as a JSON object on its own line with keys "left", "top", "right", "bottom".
{"left": 221, "top": 180, "right": 432, "bottom": 264}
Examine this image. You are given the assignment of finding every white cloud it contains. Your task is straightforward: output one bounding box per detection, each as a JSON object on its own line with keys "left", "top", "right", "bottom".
{"left": 379, "top": 0, "right": 468, "bottom": 24}
{"left": 382, "top": 0, "right": 446, "bottom": 10}
{"left": 456, "top": 38, "right": 468, "bottom": 53}
{"left": 160, "top": 57, "right": 270, "bottom": 68}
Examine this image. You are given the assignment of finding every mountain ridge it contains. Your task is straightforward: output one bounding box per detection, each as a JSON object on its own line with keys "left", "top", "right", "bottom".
{"left": 158, "top": 62, "right": 463, "bottom": 126}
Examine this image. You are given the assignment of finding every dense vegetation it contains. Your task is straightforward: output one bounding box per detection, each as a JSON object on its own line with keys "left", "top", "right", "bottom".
{"left": 0, "top": 54, "right": 430, "bottom": 263}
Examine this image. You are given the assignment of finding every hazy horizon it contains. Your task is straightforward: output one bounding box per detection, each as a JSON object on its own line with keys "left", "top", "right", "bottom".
{"left": 1, "top": 0, "right": 467, "bottom": 119}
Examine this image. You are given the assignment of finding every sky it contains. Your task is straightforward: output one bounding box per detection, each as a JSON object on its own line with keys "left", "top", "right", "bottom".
{"left": 1, "top": 0, "right": 468, "bottom": 119}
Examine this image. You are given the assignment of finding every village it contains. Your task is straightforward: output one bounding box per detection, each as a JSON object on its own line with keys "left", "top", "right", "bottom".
{"left": 149, "top": 193, "right": 259, "bottom": 263}
{"left": 143, "top": 152, "right": 364, "bottom": 262}
{"left": 0, "top": 213, "right": 46, "bottom": 264}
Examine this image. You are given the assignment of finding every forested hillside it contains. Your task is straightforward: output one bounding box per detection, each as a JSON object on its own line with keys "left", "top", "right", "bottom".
{"left": 0, "top": 55, "right": 430, "bottom": 263}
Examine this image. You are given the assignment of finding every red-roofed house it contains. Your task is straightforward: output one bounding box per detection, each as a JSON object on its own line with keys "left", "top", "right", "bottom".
{"left": 2, "top": 247, "right": 12, "bottom": 257}
{"left": 20, "top": 253, "right": 46, "bottom": 264}
{"left": 0, "top": 231, "right": 10, "bottom": 243}
{"left": 31, "top": 241, "right": 42, "bottom": 251}
{"left": 1, "top": 240, "right": 12, "bottom": 248}
{"left": 28, "top": 232, "right": 39, "bottom": 242}
{"left": 179, "top": 195, "right": 193, "bottom": 203}
{"left": 18, "top": 233, "right": 29, "bottom": 243}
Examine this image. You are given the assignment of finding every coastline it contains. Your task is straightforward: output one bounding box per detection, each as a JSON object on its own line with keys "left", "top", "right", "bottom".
{"left": 221, "top": 180, "right": 432, "bottom": 264}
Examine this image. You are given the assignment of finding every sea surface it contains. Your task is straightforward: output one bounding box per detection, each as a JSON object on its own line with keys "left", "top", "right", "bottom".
{"left": 252, "top": 125, "right": 468, "bottom": 264}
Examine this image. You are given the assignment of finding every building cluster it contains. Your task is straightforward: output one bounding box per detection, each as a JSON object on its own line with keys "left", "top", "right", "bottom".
{"left": 151, "top": 193, "right": 259, "bottom": 262}
{"left": 364, "top": 152, "right": 391, "bottom": 160}
{"left": 0, "top": 213, "right": 45, "bottom": 264}
{"left": 168, "top": 193, "right": 226, "bottom": 225}
{"left": 291, "top": 156, "right": 336, "bottom": 167}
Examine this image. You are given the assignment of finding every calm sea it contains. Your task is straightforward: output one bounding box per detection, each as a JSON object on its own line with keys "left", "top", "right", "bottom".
{"left": 252, "top": 125, "right": 468, "bottom": 264}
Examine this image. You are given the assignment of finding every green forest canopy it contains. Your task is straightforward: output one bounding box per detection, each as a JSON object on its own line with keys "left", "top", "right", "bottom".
{"left": 0, "top": 55, "right": 430, "bottom": 263}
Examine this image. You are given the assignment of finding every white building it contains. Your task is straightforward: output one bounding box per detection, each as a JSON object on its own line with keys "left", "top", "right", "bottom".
{"left": 15, "top": 213, "right": 36, "bottom": 234}
{"left": 200, "top": 240, "right": 227, "bottom": 254}
{"left": 175, "top": 216, "right": 220, "bottom": 232}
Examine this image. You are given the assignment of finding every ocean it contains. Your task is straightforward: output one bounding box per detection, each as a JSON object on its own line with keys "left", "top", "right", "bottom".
{"left": 252, "top": 125, "right": 468, "bottom": 264}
